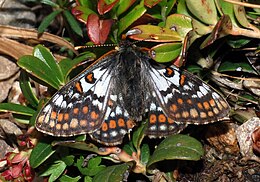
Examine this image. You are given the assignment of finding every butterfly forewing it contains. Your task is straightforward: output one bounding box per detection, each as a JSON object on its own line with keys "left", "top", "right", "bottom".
{"left": 146, "top": 64, "right": 230, "bottom": 124}
{"left": 36, "top": 57, "right": 114, "bottom": 137}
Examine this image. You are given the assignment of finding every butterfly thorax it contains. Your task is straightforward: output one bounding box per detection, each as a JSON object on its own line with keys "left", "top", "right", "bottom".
{"left": 112, "top": 46, "right": 148, "bottom": 121}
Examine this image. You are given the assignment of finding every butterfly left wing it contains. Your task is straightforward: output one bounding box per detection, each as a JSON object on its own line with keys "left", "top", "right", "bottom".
{"left": 145, "top": 63, "right": 230, "bottom": 124}
{"left": 36, "top": 58, "right": 114, "bottom": 137}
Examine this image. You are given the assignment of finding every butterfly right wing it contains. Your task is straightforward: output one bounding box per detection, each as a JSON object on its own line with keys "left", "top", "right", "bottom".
{"left": 36, "top": 55, "right": 115, "bottom": 137}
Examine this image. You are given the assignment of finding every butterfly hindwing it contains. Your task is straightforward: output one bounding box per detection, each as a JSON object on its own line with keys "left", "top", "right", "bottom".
{"left": 90, "top": 94, "right": 135, "bottom": 145}
{"left": 36, "top": 57, "right": 113, "bottom": 137}
{"left": 147, "top": 64, "right": 230, "bottom": 124}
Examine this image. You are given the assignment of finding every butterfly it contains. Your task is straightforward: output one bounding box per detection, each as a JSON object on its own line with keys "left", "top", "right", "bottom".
{"left": 35, "top": 41, "right": 230, "bottom": 146}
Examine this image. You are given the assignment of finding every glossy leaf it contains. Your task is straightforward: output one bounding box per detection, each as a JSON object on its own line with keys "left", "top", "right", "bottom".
{"left": 98, "top": 0, "right": 119, "bottom": 15}
{"left": 76, "top": 156, "right": 106, "bottom": 176}
{"left": 132, "top": 121, "right": 147, "bottom": 150}
{"left": 165, "top": 14, "right": 192, "bottom": 38}
{"left": 87, "top": 14, "right": 114, "bottom": 44}
{"left": 52, "top": 141, "right": 101, "bottom": 154}
{"left": 40, "top": 160, "right": 66, "bottom": 182}
{"left": 59, "top": 52, "right": 96, "bottom": 80}
{"left": 40, "top": 0, "right": 59, "bottom": 7}
{"left": 63, "top": 9, "right": 83, "bottom": 37}
{"left": 115, "top": 0, "right": 136, "bottom": 16}
{"left": 140, "top": 144, "right": 150, "bottom": 165}
{"left": 33, "top": 45, "right": 64, "bottom": 84}
{"left": 118, "top": 2, "right": 146, "bottom": 36}
{"left": 30, "top": 141, "right": 55, "bottom": 168}
{"left": 92, "top": 162, "right": 134, "bottom": 182}
{"left": 59, "top": 175, "right": 81, "bottom": 182}
{"left": 71, "top": 5, "right": 96, "bottom": 23}
{"left": 38, "top": 9, "right": 62, "bottom": 33}
{"left": 144, "top": 0, "right": 162, "bottom": 8}
{"left": 150, "top": 42, "right": 182, "bottom": 63}
{"left": 218, "top": 61, "right": 257, "bottom": 74}
{"left": 127, "top": 25, "right": 182, "bottom": 42}
{"left": 19, "top": 70, "right": 39, "bottom": 108}
{"left": 147, "top": 134, "right": 204, "bottom": 169}
{"left": 186, "top": 0, "right": 218, "bottom": 25}
{"left": 0, "top": 103, "right": 35, "bottom": 116}
{"left": 18, "top": 55, "right": 61, "bottom": 89}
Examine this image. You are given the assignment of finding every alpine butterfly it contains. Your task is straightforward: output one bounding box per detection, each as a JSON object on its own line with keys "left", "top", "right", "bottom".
{"left": 36, "top": 41, "right": 230, "bottom": 146}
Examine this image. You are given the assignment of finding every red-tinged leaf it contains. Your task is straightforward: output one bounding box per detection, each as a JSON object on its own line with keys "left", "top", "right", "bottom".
{"left": 71, "top": 5, "right": 96, "bottom": 23}
{"left": 87, "top": 14, "right": 100, "bottom": 44}
{"left": 144, "top": 0, "right": 162, "bottom": 8}
{"left": 99, "top": 19, "right": 114, "bottom": 44}
{"left": 86, "top": 14, "right": 113, "bottom": 44}
{"left": 98, "top": 0, "right": 119, "bottom": 15}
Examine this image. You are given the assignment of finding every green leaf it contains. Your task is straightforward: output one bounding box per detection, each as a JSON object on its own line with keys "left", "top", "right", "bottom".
{"left": 59, "top": 52, "right": 96, "bottom": 80}
{"left": 123, "top": 143, "right": 136, "bottom": 156}
{"left": 18, "top": 55, "right": 61, "bottom": 89}
{"left": 61, "top": 155, "right": 75, "bottom": 166}
{"left": 29, "top": 141, "right": 55, "bottom": 168}
{"left": 128, "top": 25, "right": 182, "bottom": 42}
{"left": 92, "top": 162, "right": 134, "bottom": 182}
{"left": 118, "top": 2, "right": 146, "bottom": 36}
{"left": 76, "top": 156, "right": 106, "bottom": 176}
{"left": 218, "top": 61, "right": 257, "bottom": 74}
{"left": 165, "top": 14, "right": 192, "bottom": 38}
{"left": 52, "top": 141, "right": 100, "bottom": 154}
{"left": 186, "top": 0, "right": 218, "bottom": 25}
{"left": 40, "top": 160, "right": 66, "bottom": 182}
{"left": 132, "top": 121, "right": 147, "bottom": 150}
{"left": 147, "top": 134, "right": 204, "bottom": 169}
{"left": 150, "top": 43, "right": 182, "bottom": 63}
{"left": 38, "top": 9, "right": 62, "bottom": 33}
{"left": 59, "top": 175, "right": 81, "bottom": 182}
{"left": 84, "top": 176, "right": 92, "bottom": 182}
{"left": 19, "top": 70, "right": 39, "bottom": 108}
{"left": 140, "top": 144, "right": 150, "bottom": 165}
{"left": 115, "top": 0, "right": 135, "bottom": 16}
{"left": 63, "top": 10, "right": 83, "bottom": 37}
{"left": 0, "top": 103, "right": 35, "bottom": 116}
{"left": 40, "top": 0, "right": 59, "bottom": 7}
{"left": 33, "top": 45, "right": 64, "bottom": 84}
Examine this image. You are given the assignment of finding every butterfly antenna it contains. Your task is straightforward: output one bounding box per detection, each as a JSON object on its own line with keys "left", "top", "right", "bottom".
{"left": 75, "top": 43, "right": 117, "bottom": 50}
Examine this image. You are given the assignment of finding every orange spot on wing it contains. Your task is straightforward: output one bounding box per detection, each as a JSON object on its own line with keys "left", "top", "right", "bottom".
{"left": 149, "top": 114, "right": 157, "bottom": 124}
{"left": 64, "top": 113, "right": 69, "bottom": 121}
{"left": 57, "top": 113, "right": 63, "bottom": 122}
{"left": 158, "top": 114, "right": 166, "bottom": 123}
{"left": 209, "top": 99, "right": 215, "bottom": 107}
{"left": 75, "top": 82, "right": 83, "bottom": 93}
{"left": 180, "top": 75, "right": 186, "bottom": 86}
{"left": 126, "top": 120, "right": 134, "bottom": 129}
{"left": 187, "top": 99, "right": 192, "bottom": 104}
{"left": 73, "top": 108, "right": 79, "bottom": 114}
{"left": 177, "top": 98, "right": 183, "bottom": 104}
{"left": 86, "top": 73, "right": 94, "bottom": 83}
{"left": 109, "top": 120, "right": 117, "bottom": 129}
{"left": 102, "top": 123, "right": 108, "bottom": 131}
{"left": 197, "top": 103, "right": 203, "bottom": 109}
{"left": 167, "top": 117, "right": 175, "bottom": 124}
{"left": 91, "top": 111, "right": 99, "bottom": 120}
{"left": 203, "top": 101, "right": 210, "bottom": 110}
{"left": 170, "top": 104, "right": 178, "bottom": 112}
{"left": 166, "top": 67, "right": 173, "bottom": 76}
{"left": 118, "top": 118, "right": 125, "bottom": 127}
{"left": 82, "top": 106, "right": 89, "bottom": 114}
{"left": 50, "top": 111, "right": 57, "bottom": 119}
